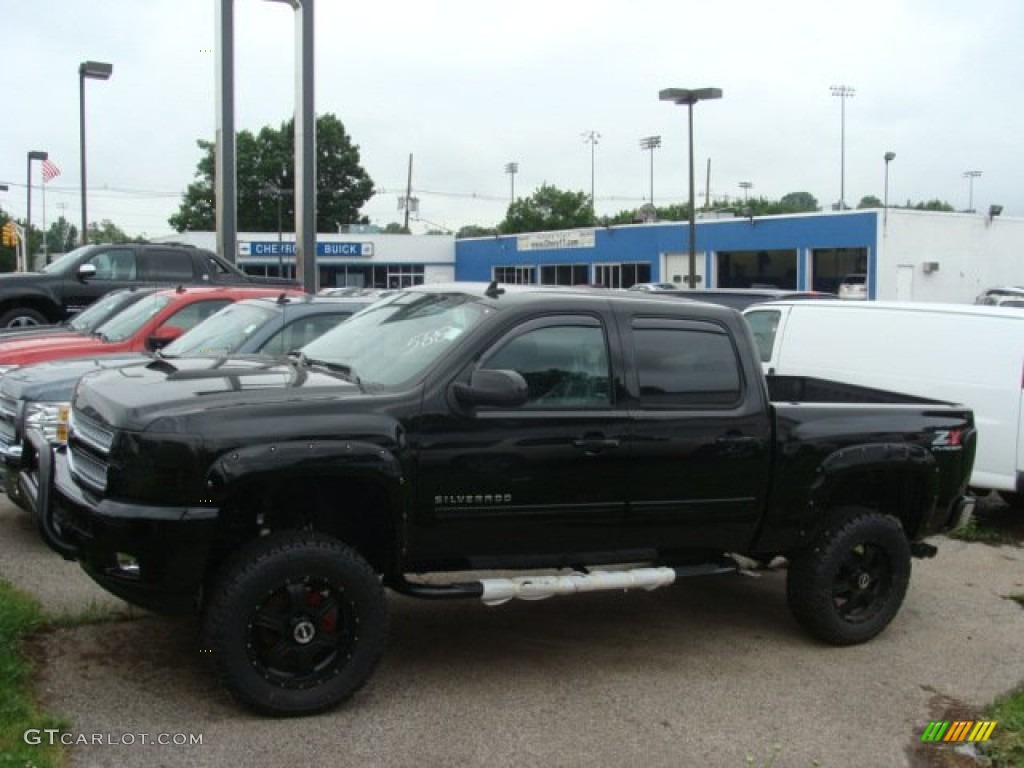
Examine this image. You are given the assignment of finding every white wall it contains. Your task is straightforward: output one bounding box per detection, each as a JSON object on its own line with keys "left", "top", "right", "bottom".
{"left": 878, "top": 209, "right": 1024, "bottom": 303}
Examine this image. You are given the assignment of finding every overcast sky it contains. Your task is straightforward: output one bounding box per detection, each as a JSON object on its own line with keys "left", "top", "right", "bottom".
{"left": 3, "top": 0, "right": 1021, "bottom": 238}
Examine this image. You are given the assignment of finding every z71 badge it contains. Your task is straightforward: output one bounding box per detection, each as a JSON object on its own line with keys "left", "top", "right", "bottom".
{"left": 931, "top": 429, "right": 964, "bottom": 451}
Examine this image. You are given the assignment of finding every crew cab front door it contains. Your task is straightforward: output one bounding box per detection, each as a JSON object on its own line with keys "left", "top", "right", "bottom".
{"left": 412, "top": 314, "right": 633, "bottom": 567}
{"left": 62, "top": 247, "right": 140, "bottom": 315}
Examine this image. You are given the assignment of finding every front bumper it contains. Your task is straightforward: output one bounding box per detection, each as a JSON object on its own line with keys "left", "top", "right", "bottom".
{"left": 19, "top": 431, "right": 218, "bottom": 614}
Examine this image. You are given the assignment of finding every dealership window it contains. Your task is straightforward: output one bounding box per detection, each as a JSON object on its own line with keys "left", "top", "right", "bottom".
{"left": 716, "top": 250, "right": 797, "bottom": 289}
{"left": 810, "top": 248, "right": 868, "bottom": 294}
{"left": 594, "top": 262, "right": 651, "bottom": 289}
{"left": 539, "top": 264, "right": 589, "bottom": 286}
{"left": 493, "top": 266, "right": 535, "bottom": 284}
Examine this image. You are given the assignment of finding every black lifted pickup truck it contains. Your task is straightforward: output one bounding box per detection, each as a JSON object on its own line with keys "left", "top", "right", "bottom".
{"left": 0, "top": 242, "right": 297, "bottom": 328}
{"left": 21, "top": 283, "right": 977, "bottom": 716}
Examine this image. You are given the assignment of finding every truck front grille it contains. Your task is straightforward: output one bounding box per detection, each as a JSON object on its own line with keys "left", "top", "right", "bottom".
{"left": 69, "top": 411, "right": 115, "bottom": 455}
{"left": 67, "top": 409, "right": 115, "bottom": 494}
{"left": 0, "top": 394, "right": 18, "bottom": 444}
{"left": 67, "top": 443, "right": 109, "bottom": 494}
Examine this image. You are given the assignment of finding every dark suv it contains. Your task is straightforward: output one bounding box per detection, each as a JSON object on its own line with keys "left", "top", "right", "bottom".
{"left": 0, "top": 242, "right": 296, "bottom": 328}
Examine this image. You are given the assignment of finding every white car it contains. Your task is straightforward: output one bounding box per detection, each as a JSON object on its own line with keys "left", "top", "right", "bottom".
{"left": 837, "top": 273, "right": 867, "bottom": 300}
{"left": 974, "top": 286, "right": 1024, "bottom": 306}
{"left": 627, "top": 282, "right": 678, "bottom": 292}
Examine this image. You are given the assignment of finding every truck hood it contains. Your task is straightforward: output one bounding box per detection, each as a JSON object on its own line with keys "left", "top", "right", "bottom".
{"left": 1, "top": 354, "right": 148, "bottom": 402}
{"left": 0, "top": 333, "right": 112, "bottom": 366}
{"left": 73, "top": 356, "right": 362, "bottom": 433}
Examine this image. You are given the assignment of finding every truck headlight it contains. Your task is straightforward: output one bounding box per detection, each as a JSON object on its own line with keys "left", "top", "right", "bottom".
{"left": 24, "top": 402, "right": 71, "bottom": 446}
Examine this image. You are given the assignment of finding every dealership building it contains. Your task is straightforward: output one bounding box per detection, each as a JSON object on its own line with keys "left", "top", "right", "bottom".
{"left": 159, "top": 208, "right": 1024, "bottom": 303}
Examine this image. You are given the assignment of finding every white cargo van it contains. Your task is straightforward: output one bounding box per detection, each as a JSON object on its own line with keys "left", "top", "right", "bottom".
{"left": 743, "top": 301, "right": 1024, "bottom": 504}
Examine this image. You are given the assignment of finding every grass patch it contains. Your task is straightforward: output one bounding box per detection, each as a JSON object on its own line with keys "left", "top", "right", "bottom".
{"left": 946, "top": 516, "right": 1015, "bottom": 545}
{"left": 982, "top": 685, "right": 1024, "bottom": 767}
{"left": 0, "top": 580, "right": 66, "bottom": 768}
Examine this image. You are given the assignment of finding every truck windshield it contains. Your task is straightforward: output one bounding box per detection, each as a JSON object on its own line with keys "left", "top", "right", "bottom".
{"left": 300, "top": 291, "right": 493, "bottom": 388}
{"left": 92, "top": 293, "right": 173, "bottom": 342}
{"left": 162, "top": 302, "right": 275, "bottom": 358}
{"left": 41, "top": 245, "right": 92, "bottom": 274}
{"left": 67, "top": 290, "right": 142, "bottom": 332}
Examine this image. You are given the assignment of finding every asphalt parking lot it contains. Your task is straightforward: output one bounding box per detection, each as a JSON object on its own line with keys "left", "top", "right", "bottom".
{"left": 2, "top": 496, "right": 1022, "bottom": 768}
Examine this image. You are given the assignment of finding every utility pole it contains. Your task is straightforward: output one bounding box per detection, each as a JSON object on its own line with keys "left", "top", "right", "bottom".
{"left": 403, "top": 153, "right": 413, "bottom": 232}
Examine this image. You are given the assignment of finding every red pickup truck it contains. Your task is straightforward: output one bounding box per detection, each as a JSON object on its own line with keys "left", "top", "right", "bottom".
{"left": 0, "top": 286, "right": 300, "bottom": 367}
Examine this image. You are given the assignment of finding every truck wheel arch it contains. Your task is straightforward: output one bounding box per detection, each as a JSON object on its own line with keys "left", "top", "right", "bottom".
{"left": 206, "top": 441, "right": 405, "bottom": 573}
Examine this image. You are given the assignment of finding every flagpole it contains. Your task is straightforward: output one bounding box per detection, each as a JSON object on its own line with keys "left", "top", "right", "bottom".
{"left": 42, "top": 179, "right": 47, "bottom": 266}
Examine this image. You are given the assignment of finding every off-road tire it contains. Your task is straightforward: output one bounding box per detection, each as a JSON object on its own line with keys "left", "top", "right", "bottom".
{"left": 201, "top": 531, "right": 388, "bottom": 716}
{"left": 0, "top": 307, "right": 48, "bottom": 328}
{"left": 786, "top": 508, "right": 911, "bottom": 646}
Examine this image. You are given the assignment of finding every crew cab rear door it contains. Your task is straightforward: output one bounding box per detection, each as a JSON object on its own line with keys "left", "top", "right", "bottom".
{"left": 617, "top": 310, "right": 772, "bottom": 553}
{"left": 412, "top": 311, "right": 632, "bottom": 564}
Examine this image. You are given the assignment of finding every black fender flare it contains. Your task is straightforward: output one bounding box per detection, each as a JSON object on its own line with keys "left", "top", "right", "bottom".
{"left": 807, "top": 441, "right": 938, "bottom": 529}
{"left": 205, "top": 438, "right": 405, "bottom": 502}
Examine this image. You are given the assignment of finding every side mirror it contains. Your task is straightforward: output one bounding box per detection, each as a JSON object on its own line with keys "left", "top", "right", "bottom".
{"left": 453, "top": 368, "right": 528, "bottom": 408}
{"left": 77, "top": 263, "right": 97, "bottom": 282}
{"left": 146, "top": 325, "right": 184, "bottom": 351}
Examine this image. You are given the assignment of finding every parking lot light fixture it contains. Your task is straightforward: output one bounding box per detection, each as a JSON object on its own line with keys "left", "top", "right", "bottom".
{"left": 883, "top": 152, "right": 895, "bottom": 232}
{"left": 659, "top": 87, "right": 723, "bottom": 290}
{"left": 79, "top": 60, "right": 113, "bottom": 246}
{"left": 26, "top": 151, "right": 48, "bottom": 271}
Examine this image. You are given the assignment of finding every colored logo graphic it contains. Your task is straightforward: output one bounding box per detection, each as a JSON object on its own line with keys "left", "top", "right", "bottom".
{"left": 921, "top": 720, "right": 997, "bottom": 743}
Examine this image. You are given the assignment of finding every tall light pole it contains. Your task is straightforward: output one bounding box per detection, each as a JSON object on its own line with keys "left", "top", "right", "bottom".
{"left": 639, "top": 135, "right": 661, "bottom": 205}
{"left": 26, "top": 151, "right": 48, "bottom": 270}
{"left": 504, "top": 162, "right": 518, "bottom": 205}
{"left": 659, "top": 87, "right": 722, "bottom": 290}
{"left": 883, "top": 152, "right": 895, "bottom": 231}
{"left": 79, "top": 60, "right": 113, "bottom": 246}
{"left": 830, "top": 84, "right": 855, "bottom": 210}
{"left": 581, "top": 130, "right": 600, "bottom": 216}
{"left": 963, "top": 170, "right": 982, "bottom": 213}
{"left": 739, "top": 181, "right": 753, "bottom": 202}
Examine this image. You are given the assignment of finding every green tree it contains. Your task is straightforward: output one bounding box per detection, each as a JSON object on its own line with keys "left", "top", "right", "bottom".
{"left": 87, "top": 219, "right": 138, "bottom": 244}
{"left": 499, "top": 184, "right": 595, "bottom": 234}
{"left": 908, "top": 199, "right": 955, "bottom": 212}
{"left": 383, "top": 222, "right": 410, "bottom": 234}
{"left": 45, "top": 216, "right": 78, "bottom": 255}
{"left": 169, "top": 113, "right": 375, "bottom": 233}
{"left": 777, "top": 191, "right": 819, "bottom": 213}
{"left": 456, "top": 224, "right": 499, "bottom": 239}
{"left": 856, "top": 195, "right": 884, "bottom": 209}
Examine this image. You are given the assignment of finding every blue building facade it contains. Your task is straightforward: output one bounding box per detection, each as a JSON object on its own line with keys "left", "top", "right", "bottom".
{"left": 455, "top": 211, "right": 880, "bottom": 298}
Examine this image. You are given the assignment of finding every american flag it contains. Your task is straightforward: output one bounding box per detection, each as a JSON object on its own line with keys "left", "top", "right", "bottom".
{"left": 41, "top": 159, "right": 61, "bottom": 184}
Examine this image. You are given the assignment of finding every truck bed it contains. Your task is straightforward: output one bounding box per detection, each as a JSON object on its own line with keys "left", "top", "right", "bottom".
{"left": 766, "top": 374, "right": 950, "bottom": 406}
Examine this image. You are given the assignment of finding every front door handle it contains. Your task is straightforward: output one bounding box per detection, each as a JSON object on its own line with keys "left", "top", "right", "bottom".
{"left": 572, "top": 435, "right": 621, "bottom": 455}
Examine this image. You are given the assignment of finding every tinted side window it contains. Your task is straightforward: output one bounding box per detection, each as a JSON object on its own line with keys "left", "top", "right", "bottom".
{"left": 481, "top": 324, "right": 611, "bottom": 408}
{"left": 743, "top": 309, "right": 781, "bottom": 363}
{"left": 143, "top": 250, "right": 196, "bottom": 281}
{"left": 259, "top": 313, "right": 352, "bottom": 355}
{"left": 86, "top": 249, "right": 136, "bottom": 281}
{"left": 633, "top": 325, "right": 741, "bottom": 407}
